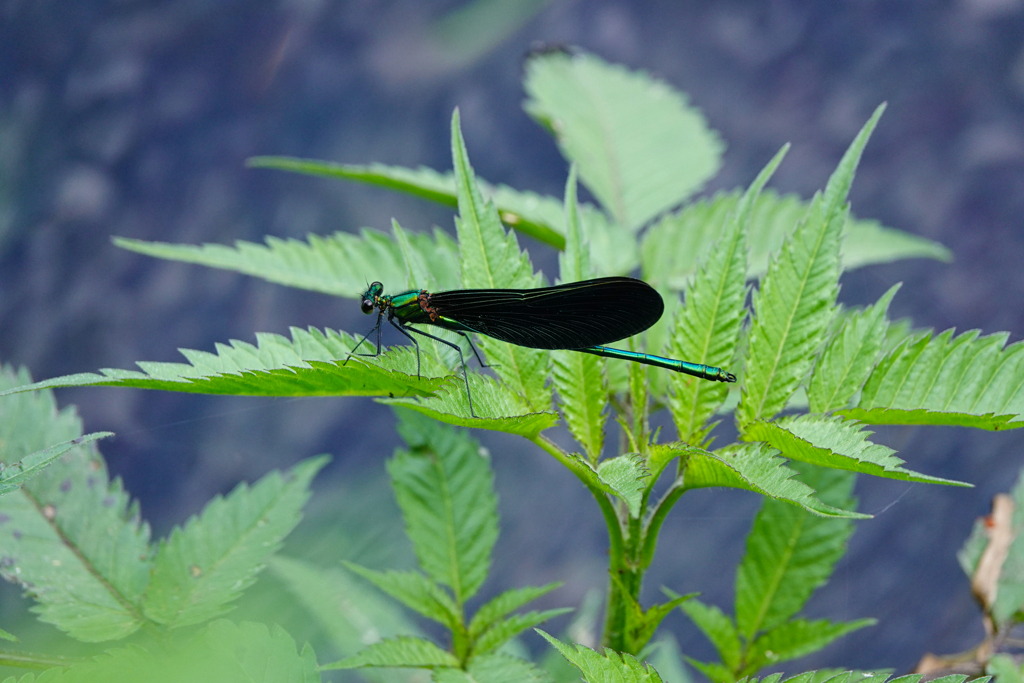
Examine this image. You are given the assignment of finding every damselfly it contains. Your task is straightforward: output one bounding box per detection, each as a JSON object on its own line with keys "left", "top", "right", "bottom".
{"left": 349, "top": 276, "right": 736, "bottom": 416}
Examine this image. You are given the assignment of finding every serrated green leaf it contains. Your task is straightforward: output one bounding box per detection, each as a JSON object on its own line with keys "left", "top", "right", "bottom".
{"left": 738, "top": 106, "right": 885, "bottom": 426}
{"left": 553, "top": 168, "right": 608, "bottom": 461}
{"left": 472, "top": 608, "right": 573, "bottom": 657}
{"left": 489, "top": 179, "right": 639, "bottom": 275}
{"left": 642, "top": 190, "right": 949, "bottom": 291}
{"left": 247, "top": 156, "right": 641, "bottom": 275}
{"left": 250, "top": 154, "right": 643, "bottom": 277}
{"left": 0, "top": 432, "right": 111, "bottom": 496}
{"left": 390, "top": 409, "right": 498, "bottom": 604}
{"left": 268, "top": 555, "right": 423, "bottom": 667}
{"left": 561, "top": 450, "right": 655, "bottom": 520}
{"left": 887, "top": 675, "right": 925, "bottom": 683}
{"left": 435, "top": 653, "right": 552, "bottom": 683}
{"left": 450, "top": 109, "right": 551, "bottom": 412}
{"left": 195, "top": 620, "right": 320, "bottom": 683}
{"left": 537, "top": 629, "right": 665, "bottom": 683}
{"left": 144, "top": 457, "right": 326, "bottom": 628}
{"left": 678, "top": 442, "right": 869, "bottom": 519}
{"left": 676, "top": 598, "right": 741, "bottom": 671}
{"left": 325, "top": 635, "right": 460, "bottom": 670}
{"left": 582, "top": 208, "right": 640, "bottom": 276}
{"left": 735, "top": 464, "right": 857, "bottom": 638}
{"left": 596, "top": 454, "right": 650, "bottom": 518}
{"left": 0, "top": 328, "right": 452, "bottom": 401}
{"left": 808, "top": 285, "right": 899, "bottom": 412}
{"left": 640, "top": 192, "right": 736, "bottom": 290}
{"left": 669, "top": 147, "right": 787, "bottom": 444}
{"left": 840, "top": 407, "right": 1019, "bottom": 430}
{"left": 744, "top": 415, "right": 969, "bottom": 486}
{"left": 247, "top": 156, "right": 567, "bottom": 249}
{"left": 844, "top": 328, "right": 1024, "bottom": 430}
{"left": 382, "top": 373, "right": 559, "bottom": 436}
{"left": 837, "top": 674, "right": 895, "bottom": 683}
{"left": 19, "top": 620, "right": 319, "bottom": 683}
{"left": 343, "top": 563, "right": 460, "bottom": 630}
{"left": 746, "top": 619, "right": 875, "bottom": 674}
{"left": 115, "top": 223, "right": 461, "bottom": 297}
{"left": 558, "top": 165, "right": 589, "bottom": 283}
{"left": 552, "top": 348, "right": 607, "bottom": 461}
{"left": 0, "top": 366, "right": 151, "bottom": 642}
{"left": 468, "top": 583, "right": 563, "bottom": 639}
{"left": 646, "top": 443, "right": 686, "bottom": 485}
{"left": 524, "top": 51, "right": 722, "bottom": 231}
{"left": 809, "top": 671, "right": 884, "bottom": 683}
{"left": 0, "top": 628, "right": 15, "bottom": 643}
{"left": 842, "top": 217, "right": 953, "bottom": 270}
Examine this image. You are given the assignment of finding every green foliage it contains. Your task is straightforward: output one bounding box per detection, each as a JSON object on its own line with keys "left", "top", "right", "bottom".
{"left": 115, "top": 223, "right": 461, "bottom": 297}
{"left": 8, "top": 47, "right": 1024, "bottom": 682}
{"left": 450, "top": 109, "right": 551, "bottom": 413}
{"left": 523, "top": 51, "right": 723, "bottom": 232}
{"left": 325, "top": 635, "right": 461, "bottom": 670}
{"left": 807, "top": 285, "right": 899, "bottom": 413}
{"left": 382, "top": 374, "right": 560, "bottom": 433}
{"left": 668, "top": 146, "right": 786, "bottom": 445}
{"left": 595, "top": 454, "right": 650, "bottom": 518}
{"left": 988, "top": 654, "right": 1024, "bottom": 683}
{"left": 0, "top": 366, "right": 152, "bottom": 641}
{"left": 682, "top": 464, "right": 875, "bottom": 680}
{"left": 843, "top": 327, "right": 1024, "bottom": 430}
{"left": 539, "top": 630, "right": 666, "bottom": 683}
{"left": 678, "top": 443, "right": 867, "bottom": 519}
{"left": 735, "top": 465, "right": 858, "bottom": 637}
{"left": 738, "top": 105, "right": 884, "bottom": 428}
{"left": 678, "top": 599, "right": 741, "bottom": 673}
{"left": 468, "top": 583, "right": 562, "bottom": 638}
{"left": 343, "top": 563, "right": 461, "bottom": 628}
{"left": 143, "top": 457, "right": 326, "bottom": 628}
{"left": 619, "top": 590, "right": 696, "bottom": 657}
{"left": 0, "top": 621, "right": 319, "bottom": 683}
{"left": 641, "top": 190, "right": 949, "bottom": 290}
{"left": 743, "top": 415, "right": 969, "bottom": 486}
{"left": 267, "top": 555, "right": 424, "bottom": 677}
{"left": 331, "top": 409, "right": 569, "bottom": 677}
{"left": 0, "top": 328, "right": 447, "bottom": 401}
{"left": 0, "top": 363, "right": 325, "bottom": 653}
{"left": 390, "top": 408, "right": 498, "bottom": 605}
{"left": 553, "top": 167, "right": 609, "bottom": 462}
{"left": 0, "top": 433, "right": 111, "bottom": 497}
{"left": 245, "top": 157, "right": 568, "bottom": 250}
{"left": 432, "top": 653, "right": 553, "bottom": 683}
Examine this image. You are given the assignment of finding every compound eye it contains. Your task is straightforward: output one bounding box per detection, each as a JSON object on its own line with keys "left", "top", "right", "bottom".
{"left": 361, "top": 299, "right": 374, "bottom": 314}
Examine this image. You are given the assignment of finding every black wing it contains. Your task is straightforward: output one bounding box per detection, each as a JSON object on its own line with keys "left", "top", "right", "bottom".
{"left": 428, "top": 277, "right": 664, "bottom": 350}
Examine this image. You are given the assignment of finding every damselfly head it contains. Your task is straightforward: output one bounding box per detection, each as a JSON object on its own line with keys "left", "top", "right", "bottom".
{"left": 360, "top": 282, "right": 384, "bottom": 314}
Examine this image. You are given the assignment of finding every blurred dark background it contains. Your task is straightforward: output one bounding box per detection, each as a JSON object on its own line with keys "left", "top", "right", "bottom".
{"left": 2, "top": 0, "right": 1024, "bottom": 676}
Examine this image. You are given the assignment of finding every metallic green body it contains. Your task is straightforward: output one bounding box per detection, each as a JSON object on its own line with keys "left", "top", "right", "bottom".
{"left": 578, "top": 346, "right": 733, "bottom": 382}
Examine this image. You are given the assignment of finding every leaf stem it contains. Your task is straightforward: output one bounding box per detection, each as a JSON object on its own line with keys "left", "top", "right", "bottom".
{"left": 641, "top": 481, "right": 686, "bottom": 570}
